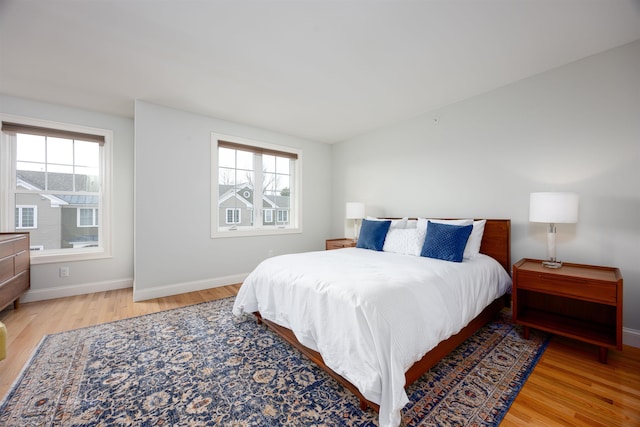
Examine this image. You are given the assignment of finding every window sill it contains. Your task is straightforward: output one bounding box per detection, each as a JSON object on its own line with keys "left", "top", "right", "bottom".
{"left": 211, "top": 227, "right": 302, "bottom": 239}
{"left": 30, "top": 248, "right": 112, "bottom": 265}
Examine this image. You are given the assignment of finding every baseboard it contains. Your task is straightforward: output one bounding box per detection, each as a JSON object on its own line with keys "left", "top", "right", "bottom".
{"left": 132, "top": 273, "right": 248, "bottom": 302}
{"left": 624, "top": 327, "right": 640, "bottom": 349}
{"left": 21, "top": 278, "right": 133, "bottom": 303}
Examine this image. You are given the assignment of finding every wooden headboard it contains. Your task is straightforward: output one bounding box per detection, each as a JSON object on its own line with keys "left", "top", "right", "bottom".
{"left": 478, "top": 219, "right": 511, "bottom": 273}
{"left": 383, "top": 218, "right": 512, "bottom": 274}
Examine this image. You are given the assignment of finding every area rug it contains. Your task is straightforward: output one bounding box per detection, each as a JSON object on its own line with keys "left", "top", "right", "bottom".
{"left": 0, "top": 297, "right": 548, "bottom": 426}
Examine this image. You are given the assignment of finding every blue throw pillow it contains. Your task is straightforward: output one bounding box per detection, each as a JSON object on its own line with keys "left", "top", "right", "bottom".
{"left": 357, "top": 219, "right": 391, "bottom": 251}
{"left": 421, "top": 221, "right": 473, "bottom": 262}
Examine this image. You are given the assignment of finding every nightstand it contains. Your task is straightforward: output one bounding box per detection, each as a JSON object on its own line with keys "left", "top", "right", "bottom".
{"left": 325, "top": 238, "right": 357, "bottom": 250}
{"left": 512, "top": 258, "right": 623, "bottom": 363}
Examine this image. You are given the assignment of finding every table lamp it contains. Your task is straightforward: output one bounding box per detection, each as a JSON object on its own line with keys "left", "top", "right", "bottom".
{"left": 346, "top": 202, "right": 365, "bottom": 241}
{"left": 529, "top": 192, "right": 579, "bottom": 268}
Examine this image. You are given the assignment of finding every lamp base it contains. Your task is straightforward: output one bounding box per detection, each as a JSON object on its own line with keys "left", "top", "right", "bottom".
{"left": 542, "top": 260, "right": 563, "bottom": 269}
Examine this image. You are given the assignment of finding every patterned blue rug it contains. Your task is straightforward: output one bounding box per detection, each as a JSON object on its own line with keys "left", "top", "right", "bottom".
{"left": 0, "top": 297, "right": 547, "bottom": 426}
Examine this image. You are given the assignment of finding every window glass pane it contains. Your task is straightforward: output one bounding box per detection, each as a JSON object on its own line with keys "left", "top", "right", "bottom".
{"left": 277, "top": 175, "right": 290, "bottom": 193}
{"left": 16, "top": 134, "right": 45, "bottom": 189}
{"left": 218, "top": 147, "right": 236, "bottom": 168}
{"left": 263, "top": 172, "right": 277, "bottom": 196}
{"left": 240, "top": 170, "right": 254, "bottom": 187}
{"left": 263, "top": 154, "right": 276, "bottom": 173}
{"left": 74, "top": 140, "right": 99, "bottom": 168}
{"left": 16, "top": 134, "right": 46, "bottom": 163}
{"left": 70, "top": 207, "right": 99, "bottom": 244}
{"left": 219, "top": 167, "right": 236, "bottom": 186}
{"left": 75, "top": 167, "right": 100, "bottom": 192}
{"left": 276, "top": 156, "right": 290, "bottom": 175}
{"left": 47, "top": 137, "right": 74, "bottom": 166}
{"left": 46, "top": 165, "right": 74, "bottom": 191}
{"left": 236, "top": 150, "right": 253, "bottom": 171}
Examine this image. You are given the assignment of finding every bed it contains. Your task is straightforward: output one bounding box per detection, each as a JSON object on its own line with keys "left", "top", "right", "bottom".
{"left": 232, "top": 218, "right": 512, "bottom": 427}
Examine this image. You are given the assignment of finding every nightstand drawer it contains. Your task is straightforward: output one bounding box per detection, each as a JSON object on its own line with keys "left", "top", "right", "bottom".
{"left": 517, "top": 271, "right": 617, "bottom": 304}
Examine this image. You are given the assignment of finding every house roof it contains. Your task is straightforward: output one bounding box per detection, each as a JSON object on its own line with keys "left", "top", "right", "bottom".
{"left": 17, "top": 172, "right": 98, "bottom": 206}
{"left": 218, "top": 184, "right": 289, "bottom": 209}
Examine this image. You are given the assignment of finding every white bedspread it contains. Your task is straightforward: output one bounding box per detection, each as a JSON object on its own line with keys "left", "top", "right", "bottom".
{"left": 232, "top": 248, "right": 512, "bottom": 427}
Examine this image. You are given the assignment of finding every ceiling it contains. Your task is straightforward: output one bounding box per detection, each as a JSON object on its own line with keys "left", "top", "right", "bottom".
{"left": 1, "top": 1, "right": 639, "bottom": 144}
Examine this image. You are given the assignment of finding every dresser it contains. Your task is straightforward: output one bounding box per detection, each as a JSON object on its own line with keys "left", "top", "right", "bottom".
{"left": 0, "top": 233, "right": 30, "bottom": 311}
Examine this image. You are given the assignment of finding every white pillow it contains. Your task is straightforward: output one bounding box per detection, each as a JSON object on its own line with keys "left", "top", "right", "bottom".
{"left": 417, "top": 218, "right": 473, "bottom": 233}
{"left": 463, "top": 219, "right": 487, "bottom": 259}
{"left": 367, "top": 216, "right": 408, "bottom": 229}
{"left": 405, "top": 219, "right": 418, "bottom": 229}
{"left": 382, "top": 227, "right": 425, "bottom": 256}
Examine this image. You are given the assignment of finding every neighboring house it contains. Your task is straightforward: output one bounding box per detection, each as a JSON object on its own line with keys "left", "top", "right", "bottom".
{"left": 218, "top": 184, "right": 290, "bottom": 229}
{"left": 16, "top": 173, "right": 99, "bottom": 250}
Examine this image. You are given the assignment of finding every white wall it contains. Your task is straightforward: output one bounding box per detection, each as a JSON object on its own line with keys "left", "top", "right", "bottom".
{"left": 331, "top": 41, "right": 640, "bottom": 338}
{"left": 134, "top": 101, "right": 332, "bottom": 301}
{"left": 0, "top": 94, "right": 135, "bottom": 300}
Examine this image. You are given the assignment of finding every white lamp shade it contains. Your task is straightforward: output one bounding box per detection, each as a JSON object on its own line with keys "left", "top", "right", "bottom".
{"left": 345, "top": 202, "right": 365, "bottom": 219}
{"left": 529, "top": 192, "right": 579, "bottom": 223}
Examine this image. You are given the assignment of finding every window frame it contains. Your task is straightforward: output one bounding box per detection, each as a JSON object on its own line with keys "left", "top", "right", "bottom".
{"left": 225, "top": 207, "right": 241, "bottom": 225}
{"left": 263, "top": 208, "right": 274, "bottom": 223}
{"left": 277, "top": 209, "right": 289, "bottom": 224}
{"left": 1, "top": 114, "right": 113, "bottom": 264}
{"left": 211, "top": 132, "right": 302, "bottom": 238}
{"left": 15, "top": 205, "right": 37, "bottom": 229}
{"left": 77, "top": 207, "right": 99, "bottom": 227}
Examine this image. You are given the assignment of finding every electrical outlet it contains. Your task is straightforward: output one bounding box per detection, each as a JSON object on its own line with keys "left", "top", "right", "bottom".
{"left": 59, "top": 266, "right": 69, "bottom": 277}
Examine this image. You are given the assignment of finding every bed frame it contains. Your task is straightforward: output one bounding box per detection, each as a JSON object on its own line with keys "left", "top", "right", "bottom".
{"left": 255, "top": 218, "right": 511, "bottom": 412}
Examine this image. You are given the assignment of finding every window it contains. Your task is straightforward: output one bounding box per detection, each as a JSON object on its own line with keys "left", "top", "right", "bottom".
{"left": 211, "top": 133, "right": 301, "bottom": 238}
{"left": 1, "top": 115, "right": 112, "bottom": 263}
{"left": 226, "top": 208, "right": 241, "bottom": 224}
{"left": 16, "top": 205, "right": 37, "bottom": 229}
{"left": 264, "top": 209, "right": 273, "bottom": 223}
{"left": 77, "top": 207, "right": 99, "bottom": 227}
{"left": 277, "top": 209, "right": 289, "bottom": 224}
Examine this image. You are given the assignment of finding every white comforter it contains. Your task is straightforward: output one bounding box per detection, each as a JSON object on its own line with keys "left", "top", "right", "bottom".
{"left": 232, "top": 248, "right": 512, "bottom": 427}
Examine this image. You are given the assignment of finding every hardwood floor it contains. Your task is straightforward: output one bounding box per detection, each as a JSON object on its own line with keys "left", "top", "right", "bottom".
{"left": 1, "top": 285, "right": 639, "bottom": 426}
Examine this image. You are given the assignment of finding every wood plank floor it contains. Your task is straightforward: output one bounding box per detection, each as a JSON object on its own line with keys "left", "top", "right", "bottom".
{"left": 1, "top": 285, "right": 639, "bottom": 426}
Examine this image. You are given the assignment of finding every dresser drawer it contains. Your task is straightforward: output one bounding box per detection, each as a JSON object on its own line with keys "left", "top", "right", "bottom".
{"left": 15, "top": 250, "right": 29, "bottom": 273}
{"left": 0, "top": 241, "right": 14, "bottom": 259}
{"left": 0, "top": 256, "right": 14, "bottom": 283}
{"left": 13, "top": 236, "right": 29, "bottom": 252}
{"left": 0, "top": 271, "right": 29, "bottom": 307}
{"left": 517, "top": 271, "right": 617, "bottom": 304}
